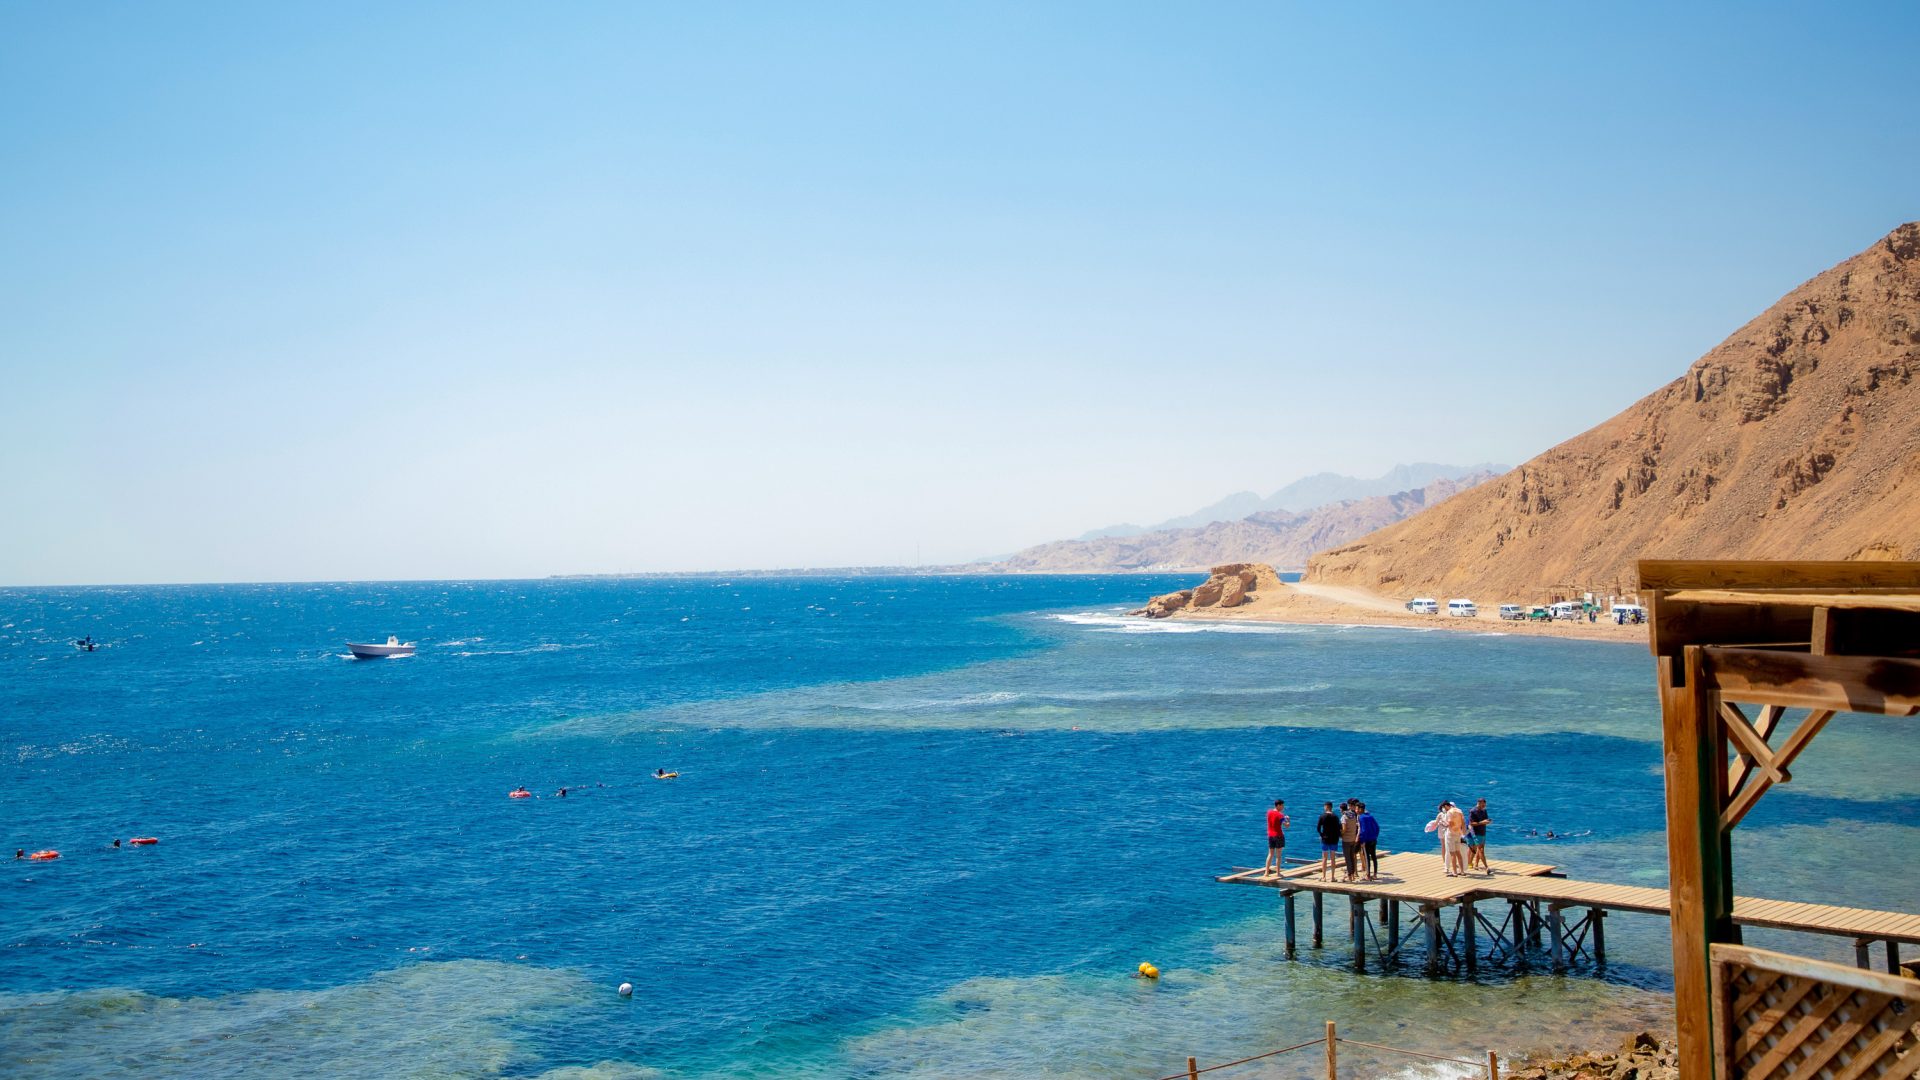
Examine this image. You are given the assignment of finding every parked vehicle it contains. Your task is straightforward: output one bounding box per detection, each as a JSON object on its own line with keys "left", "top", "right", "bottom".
{"left": 1527, "top": 606, "right": 1553, "bottom": 621}
{"left": 1610, "top": 603, "right": 1648, "bottom": 624}
{"left": 1406, "top": 598, "right": 1439, "bottom": 615}
{"left": 1447, "top": 599, "right": 1478, "bottom": 618}
{"left": 1549, "top": 601, "right": 1584, "bottom": 621}
{"left": 1498, "top": 604, "right": 1525, "bottom": 620}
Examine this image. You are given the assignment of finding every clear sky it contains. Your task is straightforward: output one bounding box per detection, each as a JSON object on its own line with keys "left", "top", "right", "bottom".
{"left": 2, "top": 3, "right": 1916, "bottom": 584}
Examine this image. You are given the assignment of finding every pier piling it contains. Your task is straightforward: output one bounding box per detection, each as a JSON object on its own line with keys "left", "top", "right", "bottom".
{"left": 1548, "top": 905, "right": 1566, "bottom": 972}
{"left": 1463, "top": 899, "right": 1478, "bottom": 974}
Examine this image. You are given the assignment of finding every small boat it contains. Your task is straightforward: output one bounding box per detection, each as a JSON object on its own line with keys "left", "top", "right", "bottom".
{"left": 74, "top": 635, "right": 99, "bottom": 652}
{"left": 347, "top": 636, "right": 416, "bottom": 659}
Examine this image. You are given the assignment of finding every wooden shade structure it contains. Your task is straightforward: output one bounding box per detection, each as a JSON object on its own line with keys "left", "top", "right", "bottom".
{"left": 1644, "top": 560, "right": 1920, "bottom": 1079}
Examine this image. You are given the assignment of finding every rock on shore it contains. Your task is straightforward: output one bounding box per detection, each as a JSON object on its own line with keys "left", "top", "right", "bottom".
{"left": 1508, "top": 1032, "right": 1677, "bottom": 1080}
{"left": 1130, "top": 563, "right": 1285, "bottom": 618}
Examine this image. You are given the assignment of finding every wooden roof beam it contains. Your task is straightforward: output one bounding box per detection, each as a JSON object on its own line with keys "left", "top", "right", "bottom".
{"left": 1639, "top": 560, "right": 1920, "bottom": 593}
{"left": 1702, "top": 647, "right": 1920, "bottom": 717}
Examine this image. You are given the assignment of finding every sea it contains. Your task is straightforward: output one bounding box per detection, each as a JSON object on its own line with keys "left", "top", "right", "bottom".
{"left": 4, "top": 576, "right": 1917, "bottom": 1079}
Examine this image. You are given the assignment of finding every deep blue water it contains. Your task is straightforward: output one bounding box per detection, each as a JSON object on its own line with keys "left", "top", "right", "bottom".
{"left": 4, "top": 577, "right": 1917, "bottom": 1079}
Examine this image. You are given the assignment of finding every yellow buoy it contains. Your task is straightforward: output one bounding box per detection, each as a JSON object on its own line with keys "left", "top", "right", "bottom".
{"left": 1137, "top": 962, "right": 1160, "bottom": 979}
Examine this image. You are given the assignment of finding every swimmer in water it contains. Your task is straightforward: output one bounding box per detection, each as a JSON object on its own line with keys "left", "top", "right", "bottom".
{"left": 655, "top": 769, "right": 667, "bottom": 778}
{"left": 112, "top": 839, "right": 121, "bottom": 849}
{"left": 556, "top": 787, "right": 567, "bottom": 798}
{"left": 13, "top": 850, "right": 21, "bottom": 860}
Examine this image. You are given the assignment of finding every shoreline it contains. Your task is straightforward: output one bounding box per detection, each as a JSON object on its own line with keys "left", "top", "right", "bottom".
{"left": 1154, "top": 581, "right": 1650, "bottom": 644}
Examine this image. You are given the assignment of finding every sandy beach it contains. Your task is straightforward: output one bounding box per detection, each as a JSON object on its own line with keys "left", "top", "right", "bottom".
{"left": 1158, "top": 581, "right": 1652, "bottom": 643}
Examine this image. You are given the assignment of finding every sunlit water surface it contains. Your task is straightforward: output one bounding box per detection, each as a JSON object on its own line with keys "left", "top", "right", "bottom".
{"left": 4, "top": 577, "right": 1916, "bottom": 1078}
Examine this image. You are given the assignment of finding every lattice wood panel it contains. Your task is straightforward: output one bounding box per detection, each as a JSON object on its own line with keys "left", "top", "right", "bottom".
{"left": 1712, "top": 943, "right": 1920, "bottom": 1079}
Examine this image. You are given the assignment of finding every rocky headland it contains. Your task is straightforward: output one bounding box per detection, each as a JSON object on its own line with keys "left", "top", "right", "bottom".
{"left": 1129, "top": 563, "right": 1286, "bottom": 617}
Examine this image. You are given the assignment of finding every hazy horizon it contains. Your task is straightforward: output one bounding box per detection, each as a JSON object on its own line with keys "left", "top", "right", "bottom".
{"left": 4, "top": 4, "right": 1917, "bottom": 586}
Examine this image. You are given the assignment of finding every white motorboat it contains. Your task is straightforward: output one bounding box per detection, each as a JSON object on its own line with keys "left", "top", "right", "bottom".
{"left": 347, "top": 636, "right": 416, "bottom": 659}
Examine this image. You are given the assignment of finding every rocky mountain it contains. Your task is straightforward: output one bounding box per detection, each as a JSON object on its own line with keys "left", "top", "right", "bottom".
{"left": 1075, "top": 462, "right": 1503, "bottom": 540}
{"left": 1307, "top": 223, "right": 1920, "bottom": 599}
{"left": 992, "top": 472, "right": 1498, "bottom": 572}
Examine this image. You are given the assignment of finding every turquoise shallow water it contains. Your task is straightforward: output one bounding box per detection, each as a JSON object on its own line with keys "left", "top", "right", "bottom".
{"left": 4, "top": 576, "right": 1917, "bottom": 1078}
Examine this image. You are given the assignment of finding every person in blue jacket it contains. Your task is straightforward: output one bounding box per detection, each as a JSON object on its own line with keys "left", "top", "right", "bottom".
{"left": 1355, "top": 802, "right": 1381, "bottom": 881}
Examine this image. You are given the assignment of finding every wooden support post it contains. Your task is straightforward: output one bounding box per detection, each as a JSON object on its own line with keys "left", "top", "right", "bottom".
{"left": 1187, "top": 1056, "right": 1198, "bottom": 1080}
{"left": 1488, "top": 1050, "right": 1499, "bottom": 1080}
{"left": 1529, "top": 901, "right": 1543, "bottom": 946}
{"left": 1284, "top": 891, "right": 1297, "bottom": 960}
{"left": 1378, "top": 897, "right": 1387, "bottom": 923}
{"left": 1591, "top": 907, "right": 1606, "bottom": 967}
{"left": 1509, "top": 900, "right": 1528, "bottom": 967}
{"left": 1857, "top": 939, "right": 1873, "bottom": 970}
{"left": 1548, "top": 905, "right": 1566, "bottom": 972}
{"left": 1463, "top": 898, "right": 1478, "bottom": 974}
{"left": 1661, "top": 648, "right": 1735, "bottom": 1080}
{"left": 1312, "top": 891, "right": 1324, "bottom": 948}
{"left": 1423, "top": 904, "right": 1441, "bottom": 976}
{"left": 1387, "top": 899, "right": 1400, "bottom": 961}
{"left": 1889, "top": 941, "right": 1902, "bottom": 975}
{"left": 1351, "top": 896, "right": 1366, "bottom": 972}
{"left": 1325, "top": 1020, "right": 1337, "bottom": 1080}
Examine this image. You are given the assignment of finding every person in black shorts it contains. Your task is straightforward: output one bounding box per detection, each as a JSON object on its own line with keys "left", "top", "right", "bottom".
{"left": 1316, "top": 802, "right": 1341, "bottom": 881}
{"left": 1264, "top": 799, "right": 1290, "bottom": 876}
{"left": 1467, "top": 798, "right": 1492, "bottom": 873}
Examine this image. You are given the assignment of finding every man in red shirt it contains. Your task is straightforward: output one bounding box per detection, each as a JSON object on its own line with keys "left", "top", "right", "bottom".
{"left": 1264, "top": 799, "right": 1290, "bottom": 876}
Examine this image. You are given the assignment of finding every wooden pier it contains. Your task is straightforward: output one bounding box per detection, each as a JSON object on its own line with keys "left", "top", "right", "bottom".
{"left": 1218, "top": 851, "right": 1920, "bottom": 978}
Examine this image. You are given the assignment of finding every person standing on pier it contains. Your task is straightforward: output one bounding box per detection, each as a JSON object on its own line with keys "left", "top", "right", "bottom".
{"left": 1264, "top": 799, "right": 1290, "bottom": 877}
{"left": 1444, "top": 800, "right": 1469, "bottom": 875}
{"left": 1338, "top": 801, "right": 1362, "bottom": 882}
{"left": 1316, "top": 802, "right": 1341, "bottom": 881}
{"left": 1356, "top": 802, "right": 1380, "bottom": 881}
{"left": 1467, "top": 798, "right": 1492, "bottom": 873}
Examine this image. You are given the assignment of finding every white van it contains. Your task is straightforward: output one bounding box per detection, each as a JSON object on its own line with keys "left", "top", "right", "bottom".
{"left": 1497, "top": 604, "right": 1525, "bottom": 620}
{"left": 1447, "top": 599, "right": 1478, "bottom": 618}
{"left": 1406, "top": 597, "right": 1439, "bottom": 614}
{"left": 1609, "top": 603, "right": 1647, "bottom": 624}
{"left": 1549, "top": 601, "right": 1584, "bottom": 621}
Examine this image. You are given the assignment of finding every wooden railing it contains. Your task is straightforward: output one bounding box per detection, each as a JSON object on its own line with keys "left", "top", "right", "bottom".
{"left": 1158, "top": 1021, "right": 1499, "bottom": 1079}
{"left": 1711, "top": 943, "right": 1920, "bottom": 1078}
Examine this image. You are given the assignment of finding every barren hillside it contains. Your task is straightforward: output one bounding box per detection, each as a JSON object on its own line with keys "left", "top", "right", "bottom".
{"left": 1307, "top": 223, "right": 1920, "bottom": 600}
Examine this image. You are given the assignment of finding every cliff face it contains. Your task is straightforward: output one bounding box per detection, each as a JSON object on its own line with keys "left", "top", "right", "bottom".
{"left": 1308, "top": 223, "right": 1920, "bottom": 599}
{"left": 994, "top": 473, "right": 1497, "bottom": 573}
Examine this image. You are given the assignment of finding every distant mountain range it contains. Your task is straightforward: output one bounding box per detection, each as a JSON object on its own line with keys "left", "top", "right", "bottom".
{"left": 1079, "top": 463, "right": 1506, "bottom": 540}
{"left": 989, "top": 470, "right": 1501, "bottom": 573}
{"left": 1308, "top": 222, "right": 1920, "bottom": 597}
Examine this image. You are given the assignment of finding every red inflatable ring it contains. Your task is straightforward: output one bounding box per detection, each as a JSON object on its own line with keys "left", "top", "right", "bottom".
{"left": 129, "top": 837, "right": 158, "bottom": 846}
{"left": 508, "top": 790, "right": 532, "bottom": 799}
{"left": 28, "top": 850, "right": 60, "bottom": 861}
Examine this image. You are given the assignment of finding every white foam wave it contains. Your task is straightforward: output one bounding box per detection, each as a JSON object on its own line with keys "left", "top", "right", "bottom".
{"left": 1049, "top": 613, "right": 1313, "bottom": 636}
{"left": 454, "top": 643, "right": 593, "bottom": 657}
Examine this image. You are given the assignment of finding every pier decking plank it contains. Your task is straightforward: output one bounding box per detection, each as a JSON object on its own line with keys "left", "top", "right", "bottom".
{"left": 1213, "top": 851, "right": 1559, "bottom": 904}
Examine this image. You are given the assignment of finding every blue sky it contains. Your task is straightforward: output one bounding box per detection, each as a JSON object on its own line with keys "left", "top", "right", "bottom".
{"left": 2, "top": 3, "right": 1916, "bottom": 584}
